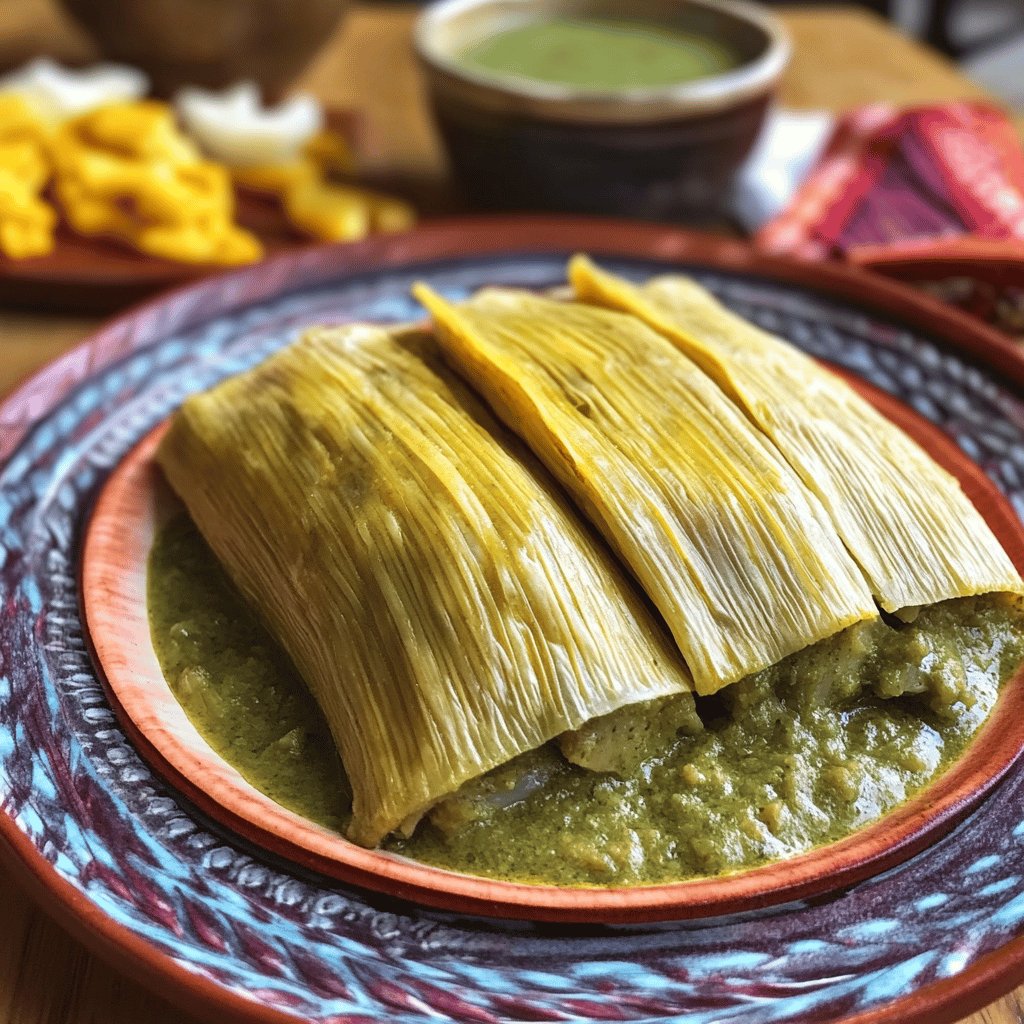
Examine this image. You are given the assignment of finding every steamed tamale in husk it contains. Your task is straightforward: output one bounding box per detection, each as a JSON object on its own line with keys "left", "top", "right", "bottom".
{"left": 569, "top": 256, "right": 1023, "bottom": 614}
{"left": 155, "top": 260, "right": 1024, "bottom": 862}
{"left": 157, "top": 324, "right": 692, "bottom": 847}
{"left": 415, "top": 284, "right": 879, "bottom": 695}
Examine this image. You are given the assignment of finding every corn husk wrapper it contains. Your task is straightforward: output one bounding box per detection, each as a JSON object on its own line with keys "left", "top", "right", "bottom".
{"left": 157, "top": 325, "right": 692, "bottom": 846}
{"left": 569, "top": 256, "right": 1024, "bottom": 612}
{"left": 415, "top": 285, "right": 878, "bottom": 695}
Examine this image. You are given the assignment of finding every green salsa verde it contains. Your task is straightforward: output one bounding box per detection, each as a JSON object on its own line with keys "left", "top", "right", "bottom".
{"left": 149, "top": 512, "right": 1024, "bottom": 887}
{"left": 454, "top": 18, "right": 741, "bottom": 91}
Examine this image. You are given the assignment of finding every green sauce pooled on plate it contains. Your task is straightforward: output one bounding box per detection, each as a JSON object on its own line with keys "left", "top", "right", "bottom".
{"left": 455, "top": 17, "right": 741, "bottom": 91}
{"left": 148, "top": 510, "right": 1024, "bottom": 887}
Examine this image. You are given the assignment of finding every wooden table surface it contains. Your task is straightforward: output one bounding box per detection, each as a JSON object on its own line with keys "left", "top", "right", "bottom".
{"left": 0, "top": 4, "right": 1019, "bottom": 1023}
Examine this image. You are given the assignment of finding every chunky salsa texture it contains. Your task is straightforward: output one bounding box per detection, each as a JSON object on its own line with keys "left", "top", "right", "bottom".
{"left": 149, "top": 512, "right": 1024, "bottom": 886}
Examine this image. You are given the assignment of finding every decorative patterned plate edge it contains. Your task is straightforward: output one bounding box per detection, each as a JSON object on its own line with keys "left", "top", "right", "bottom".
{"left": 3, "top": 215, "right": 1024, "bottom": 1023}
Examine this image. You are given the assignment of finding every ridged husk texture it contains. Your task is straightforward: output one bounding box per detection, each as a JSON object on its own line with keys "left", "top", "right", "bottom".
{"left": 569, "top": 255, "right": 1024, "bottom": 613}
{"left": 157, "top": 324, "right": 692, "bottom": 845}
{"left": 415, "top": 284, "right": 879, "bottom": 694}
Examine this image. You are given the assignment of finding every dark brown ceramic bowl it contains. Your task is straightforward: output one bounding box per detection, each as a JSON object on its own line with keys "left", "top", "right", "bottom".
{"left": 414, "top": 0, "right": 789, "bottom": 220}
{"left": 56, "top": 0, "right": 348, "bottom": 98}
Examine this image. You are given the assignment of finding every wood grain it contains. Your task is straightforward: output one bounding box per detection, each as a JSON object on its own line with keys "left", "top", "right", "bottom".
{"left": 0, "top": 3, "right": 1019, "bottom": 1022}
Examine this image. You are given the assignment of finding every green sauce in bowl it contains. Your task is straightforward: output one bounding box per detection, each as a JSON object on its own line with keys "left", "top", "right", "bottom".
{"left": 455, "top": 17, "right": 741, "bottom": 90}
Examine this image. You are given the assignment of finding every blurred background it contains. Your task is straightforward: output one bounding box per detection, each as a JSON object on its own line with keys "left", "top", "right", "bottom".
{"left": 1, "top": 0, "right": 1021, "bottom": 103}
{"left": 853, "top": 0, "right": 1024, "bottom": 106}
{"left": 0, "top": 0, "right": 1021, "bottom": 313}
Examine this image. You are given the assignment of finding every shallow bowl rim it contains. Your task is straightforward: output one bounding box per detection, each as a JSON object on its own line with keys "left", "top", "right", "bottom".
{"left": 412, "top": 0, "right": 791, "bottom": 124}
{"left": 80, "top": 358, "right": 1024, "bottom": 925}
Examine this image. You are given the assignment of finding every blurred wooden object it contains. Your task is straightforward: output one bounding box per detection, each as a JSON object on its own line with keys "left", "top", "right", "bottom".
{"left": 0, "top": 4, "right": 1021, "bottom": 1023}
{"left": 56, "top": 0, "right": 349, "bottom": 97}
{"left": 0, "top": 0, "right": 93, "bottom": 69}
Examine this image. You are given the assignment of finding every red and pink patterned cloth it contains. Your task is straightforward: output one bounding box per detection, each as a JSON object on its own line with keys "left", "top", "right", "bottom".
{"left": 754, "top": 102, "right": 1024, "bottom": 341}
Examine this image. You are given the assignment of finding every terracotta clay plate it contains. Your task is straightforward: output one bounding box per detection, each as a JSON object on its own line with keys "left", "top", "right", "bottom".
{"left": 6, "top": 217, "right": 1024, "bottom": 1024}
{"left": 78, "top": 327, "right": 1024, "bottom": 926}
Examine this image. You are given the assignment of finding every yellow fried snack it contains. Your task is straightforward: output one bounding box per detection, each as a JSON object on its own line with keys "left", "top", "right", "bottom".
{"left": 0, "top": 169, "right": 56, "bottom": 258}
{"left": 233, "top": 154, "right": 415, "bottom": 242}
{"left": 134, "top": 220, "right": 262, "bottom": 265}
{"left": 0, "top": 218, "right": 54, "bottom": 259}
{"left": 176, "top": 83, "right": 414, "bottom": 244}
{"left": 229, "top": 129, "right": 356, "bottom": 198}
{"left": 55, "top": 176, "right": 261, "bottom": 265}
{"left": 74, "top": 100, "right": 199, "bottom": 165}
{"left": 281, "top": 177, "right": 416, "bottom": 242}
{"left": 0, "top": 137, "right": 49, "bottom": 191}
{"left": 1, "top": 87, "right": 412, "bottom": 262}
{"left": 58, "top": 143, "right": 233, "bottom": 224}
{"left": 55, "top": 177, "right": 133, "bottom": 237}
{"left": 0, "top": 93, "right": 49, "bottom": 143}
{"left": 51, "top": 100, "right": 263, "bottom": 266}
{"left": 0, "top": 95, "right": 55, "bottom": 259}
{"left": 282, "top": 178, "right": 372, "bottom": 241}
{"left": 230, "top": 158, "right": 318, "bottom": 198}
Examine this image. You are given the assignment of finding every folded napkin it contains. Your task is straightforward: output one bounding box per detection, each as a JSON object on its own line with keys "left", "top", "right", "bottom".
{"left": 735, "top": 101, "right": 1024, "bottom": 341}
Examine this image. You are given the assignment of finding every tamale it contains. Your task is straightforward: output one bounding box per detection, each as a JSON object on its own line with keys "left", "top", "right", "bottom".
{"left": 414, "top": 285, "right": 878, "bottom": 694}
{"left": 569, "top": 256, "right": 1024, "bottom": 612}
{"left": 157, "top": 324, "right": 693, "bottom": 846}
